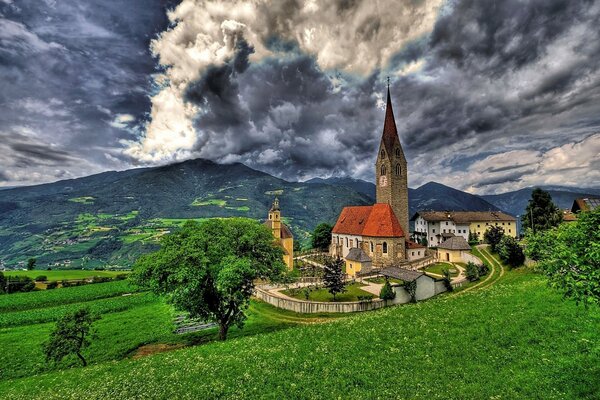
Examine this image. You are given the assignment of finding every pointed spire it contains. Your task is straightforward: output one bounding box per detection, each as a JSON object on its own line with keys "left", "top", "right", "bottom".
{"left": 381, "top": 82, "right": 399, "bottom": 154}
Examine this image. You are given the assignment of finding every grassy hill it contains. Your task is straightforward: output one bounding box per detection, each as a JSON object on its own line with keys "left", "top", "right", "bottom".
{"left": 1, "top": 257, "right": 598, "bottom": 399}
{"left": 0, "top": 158, "right": 371, "bottom": 268}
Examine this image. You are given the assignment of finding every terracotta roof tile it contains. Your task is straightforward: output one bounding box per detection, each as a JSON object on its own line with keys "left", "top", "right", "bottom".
{"left": 332, "top": 203, "right": 405, "bottom": 237}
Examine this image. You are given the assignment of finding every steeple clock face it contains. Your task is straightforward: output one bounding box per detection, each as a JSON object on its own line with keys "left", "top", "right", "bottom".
{"left": 379, "top": 175, "right": 387, "bottom": 187}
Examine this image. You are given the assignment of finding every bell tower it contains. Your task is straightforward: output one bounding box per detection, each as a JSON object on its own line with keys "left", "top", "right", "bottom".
{"left": 268, "top": 197, "right": 281, "bottom": 239}
{"left": 375, "top": 84, "right": 409, "bottom": 235}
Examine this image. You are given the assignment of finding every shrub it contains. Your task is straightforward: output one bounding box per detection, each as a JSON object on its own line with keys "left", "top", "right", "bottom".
{"left": 35, "top": 275, "right": 48, "bottom": 282}
{"left": 477, "top": 264, "right": 489, "bottom": 276}
{"left": 91, "top": 276, "right": 112, "bottom": 284}
{"left": 465, "top": 262, "right": 480, "bottom": 282}
{"left": 5, "top": 276, "right": 36, "bottom": 293}
{"left": 379, "top": 280, "right": 396, "bottom": 301}
{"left": 46, "top": 281, "right": 58, "bottom": 289}
{"left": 497, "top": 236, "right": 525, "bottom": 268}
{"left": 442, "top": 268, "right": 453, "bottom": 292}
{"left": 357, "top": 294, "right": 374, "bottom": 302}
{"left": 114, "top": 273, "right": 128, "bottom": 281}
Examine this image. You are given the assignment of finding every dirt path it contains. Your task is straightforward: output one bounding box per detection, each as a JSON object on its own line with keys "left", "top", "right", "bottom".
{"left": 456, "top": 245, "right": 504, "bottom": 294}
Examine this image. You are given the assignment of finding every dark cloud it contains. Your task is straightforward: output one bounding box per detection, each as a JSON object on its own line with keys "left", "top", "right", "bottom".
{"left": 9, "top": 143, "right": 74, "bottom": 164}
{"left": 0, "top": 0, "right": 177, "bottom": 183}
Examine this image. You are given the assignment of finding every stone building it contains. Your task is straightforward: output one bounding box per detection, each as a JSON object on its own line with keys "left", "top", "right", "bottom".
{"left": 330, "top": 86, "right": 424, "bottom": 270}
{"left": 264, "top": 198, "right": 294, "bottom": 270}
{"left": 412, "top": 210, "right": 517, "bottom": 246}
{"left": 436, "top": 236, "right": 472, "bottom": 263}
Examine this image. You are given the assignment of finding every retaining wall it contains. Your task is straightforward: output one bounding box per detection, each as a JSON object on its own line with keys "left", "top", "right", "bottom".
{"left": 254, "top": 287, "right": 386, "bottom": 313}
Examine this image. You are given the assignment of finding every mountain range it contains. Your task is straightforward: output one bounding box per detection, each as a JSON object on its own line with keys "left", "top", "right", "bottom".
{"left": 0, "top": 158, "right": 596, "bottom": 269}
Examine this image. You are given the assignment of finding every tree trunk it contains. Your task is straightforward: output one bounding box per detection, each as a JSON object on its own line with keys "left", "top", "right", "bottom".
{"left": 76, "top": 352, "right": 87, "bottom": 366}
{"left": 218, "top": 323, "right": 229, "bottom": 341}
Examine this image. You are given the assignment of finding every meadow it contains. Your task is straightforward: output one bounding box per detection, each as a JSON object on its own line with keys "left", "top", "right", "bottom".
{"left": 3, "top": 269, "right": 128, "bottom": 281}
{"left": 1, "top": 254, "right": 599, "bottom": 399}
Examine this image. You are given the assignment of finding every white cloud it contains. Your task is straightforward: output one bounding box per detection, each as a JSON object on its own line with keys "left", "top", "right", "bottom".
{"left": 126, "top": 0, "right": 444, "bottom": 164}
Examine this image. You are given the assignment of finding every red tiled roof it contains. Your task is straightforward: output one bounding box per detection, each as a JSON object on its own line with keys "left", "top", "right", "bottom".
{"left": 406, "top": 240, "right": 425, "bottom": 249}
{"left": 332, "top": 203, "right": 405, "bottom": 237}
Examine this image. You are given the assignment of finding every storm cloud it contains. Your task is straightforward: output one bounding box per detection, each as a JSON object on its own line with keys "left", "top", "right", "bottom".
{"left": 2, "top": 0, "right": 600, "bottom": 193}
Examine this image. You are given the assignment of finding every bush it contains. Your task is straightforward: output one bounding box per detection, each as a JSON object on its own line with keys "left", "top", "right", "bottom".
{"left": 46, "top": 281, "right": 58, "bottom": 289}
{"left": 442, "top": 268, "right": 453, "bottom": 292}
{"left": 497, "top": 236, "right": 525, "bottom": 268}
{"left": 5, "top": 276, "right": 36, "bottom": 293}
{"left": 35, "top": 275, "right": 48, "bottom": 282}
{"left": 91, "top": 276, "right": 112, "bottom": 284}
{"left": 357, "top": 294, "right": 374, "bottom": 302}
{"left": 465, "top": 262, "right": 480, "bottom": 282}
{"left": 379, "top": 280, "right": 396, "bottom": 301}
{"left": 477, "top": 264, "right": 489, "bottom": 276}
{"left": 114, "top": 274, "right": 128, "bottom": 281}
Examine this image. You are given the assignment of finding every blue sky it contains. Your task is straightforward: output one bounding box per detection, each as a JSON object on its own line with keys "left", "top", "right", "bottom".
{"left": 1, "top": 0, "right": 599, "bottom": 194}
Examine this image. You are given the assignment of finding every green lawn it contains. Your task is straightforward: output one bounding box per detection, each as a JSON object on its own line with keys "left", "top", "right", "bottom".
{"left": 3, "top": 270, "right": 129, "bottom": 281}
{"left": 1, "top": 267, "right": 598, "bottom": 399}
{"left": 364, "top": 277, "right": 403, "bottom": 285}
{"left": 423, "top": 262, "right": 457, "bottom": 276}
{"left": 0, "top": 280, "right": 343, "bottom": 382}
{"left": 190, "top": 198, "right": 227, "bottom": 207}
{"left": 282, "top": 282, "right": 375, "bottom": 302}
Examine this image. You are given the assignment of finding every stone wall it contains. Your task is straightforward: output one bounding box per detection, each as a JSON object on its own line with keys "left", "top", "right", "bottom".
{"left": 254, "top": 287, "right": 387, "bottom": 313}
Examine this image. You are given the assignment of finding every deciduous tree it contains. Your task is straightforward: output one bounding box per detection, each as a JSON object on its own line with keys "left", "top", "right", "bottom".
{"left": 521, "top": 188, "right": 562, "bottom": 233}
{"left": 27, "top": 258, "right": 36, "bottom": 270}
{"left": 484, "top": 226, "right": 504, "bottom": 252}
{"left": 132, "top": 218, "right": 285, "bottom": 341}
{"left": 497, "top": 236, "right": 525, "bottom": 268}
{"left": 43, "top": 308, "right": 99, "bottom": 367}
{"left": 311, "top": 223, "right": 333, "bottom": 251}
{"left": 529, "top": 208, "right": 600, "bottom": 306}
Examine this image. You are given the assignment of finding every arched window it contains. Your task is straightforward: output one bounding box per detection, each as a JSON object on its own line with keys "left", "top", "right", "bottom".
{"left": 381, "top": 149, "right": 386, "bottom": 158}
{"left": 395, "top": 164, "right": 401, "bottom": 176}
{"left": 382, "top": 242, "right": 388, "bottom": 254}
{"left": 395, "top": 148, "right": 401, "bottom": 157}
{"left": 380, "top": 165, "right": 386, "bottom": 176}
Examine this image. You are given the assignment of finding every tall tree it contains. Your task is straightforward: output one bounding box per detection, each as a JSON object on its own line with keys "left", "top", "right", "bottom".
{"left": 496, "top": 236, "right": 525, "bottom": 268}
{"left": 521, "top": 188, "right": 562, "bottom": 233}
{"left": 27, "top": 258, "right": 36, "bottom": 270}
{"left": 484, "top": 226, "right": 504, "bottom": 252}
{"left": 43, "top": 308, "right": 99, "bottom": 366}
{"left": 311, "top": 223, "right": 333, "bottom": 251}
{"left": 0, "top": 271, "right": 5, "bottom": 294}
{"left": 132, "top": 218, "right": 285, "bottom": 341}
{"left": 323, "top": 257, "right": 346, "bottom": 300}
{"left": 527, "top": 207, "right": 600, "bottom": 306}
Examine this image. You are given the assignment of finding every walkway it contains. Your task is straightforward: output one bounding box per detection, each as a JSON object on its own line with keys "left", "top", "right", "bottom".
{"left": 455, "top": 244, "right": 505, "bottom": 295}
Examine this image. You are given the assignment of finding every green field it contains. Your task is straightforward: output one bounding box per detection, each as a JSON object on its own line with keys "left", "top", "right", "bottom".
{"left": 281, "top": 282, "right": 375, "bottom": 302}
{"left": 3, "top": 270, "right": 129, "bottom": 281}
{"left": 1, "top": 253, "right": 599, "bottom": 399}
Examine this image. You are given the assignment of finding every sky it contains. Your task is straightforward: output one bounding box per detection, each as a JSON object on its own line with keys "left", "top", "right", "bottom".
{"left": 1, "top": 0, "right": 599, "bottom": 194}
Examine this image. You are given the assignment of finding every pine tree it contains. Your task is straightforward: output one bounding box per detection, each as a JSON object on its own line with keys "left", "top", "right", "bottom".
{"left": 323, "top": 257, "right": 346, "bottom": 301}
{"left": 379, "top": 279, "right": 396, "bottom": 302}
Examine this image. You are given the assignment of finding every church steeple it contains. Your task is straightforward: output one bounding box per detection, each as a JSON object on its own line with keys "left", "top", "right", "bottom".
{"left": 375, "top": 83, "right": 409, "bottom": 236}
{"left": 381, "top": 85, "right": 399, "bottom": 155}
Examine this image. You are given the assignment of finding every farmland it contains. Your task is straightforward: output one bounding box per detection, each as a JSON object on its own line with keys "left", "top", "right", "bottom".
{"left": 2, "top": 270, "right": 128, "bottom": 281}
{"left": 0, "top": 279, "right": 342, "bottom": 382}
{"left": 1, "top": 256, "right": 599, "bottom": 399}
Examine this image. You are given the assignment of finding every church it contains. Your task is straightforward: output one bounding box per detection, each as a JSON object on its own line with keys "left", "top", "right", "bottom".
{"left": 330, "top": 86, "right": 425, "bottom": 274}
{"left": 264, "top": 198, "right": 294, "bottom": 270}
